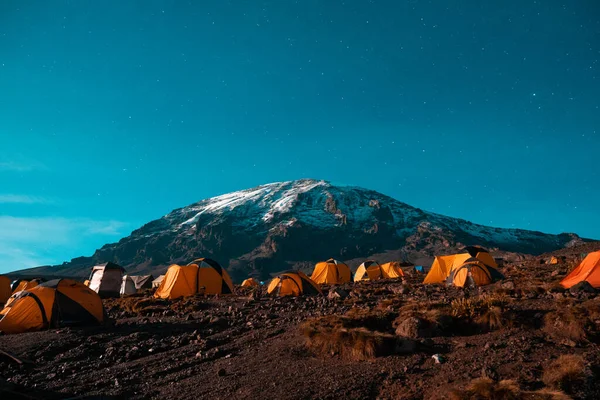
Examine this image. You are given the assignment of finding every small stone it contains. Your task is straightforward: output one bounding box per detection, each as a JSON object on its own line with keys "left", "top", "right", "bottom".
{"left": 431, "top": 354, "right": 444, "bottom": 364}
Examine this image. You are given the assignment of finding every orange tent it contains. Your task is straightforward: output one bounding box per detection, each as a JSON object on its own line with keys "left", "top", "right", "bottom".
{"left": 11, "top": 279, "right": 43, "bottom": 294}
{"left": 354, "top": 260, "right": 383, "bottom": 281}
{"left": 311, "top": 259, "right": 352, "bottom": 284}
{"left": 560, "top": 251, "right": 600, "bottom": 289}
{"left": 154, "top": 258, "right": 234, "bottom": 299}
{"left": 379, "top": 262, "right": 406, "bottom": 279}
{"left": 267, "top": 271, "right": 322, "bottom": 297}
{"left": 241, "top": 278, "right": 260, "bottom": 287}
{"left": 424, "top": 246, "right": 498, "bottom": 284}
{"left": 445, "top": 258, "right": 504, "bottom": 288}
{"left": 0, "top": 279, "right": 105, "bottom": 334}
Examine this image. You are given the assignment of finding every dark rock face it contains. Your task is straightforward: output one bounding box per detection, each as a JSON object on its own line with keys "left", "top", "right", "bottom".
{"left": 16, "top": 179, "right": 588, "bottom": 282}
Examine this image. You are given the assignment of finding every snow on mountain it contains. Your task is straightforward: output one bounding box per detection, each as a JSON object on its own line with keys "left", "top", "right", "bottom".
{"left": 17, "top": 179, "right": 587, "bottom": 281}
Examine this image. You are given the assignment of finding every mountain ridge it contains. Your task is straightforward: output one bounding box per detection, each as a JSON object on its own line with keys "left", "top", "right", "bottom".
{"left": 15, "top": 179, "right": 589, "bottom": 282}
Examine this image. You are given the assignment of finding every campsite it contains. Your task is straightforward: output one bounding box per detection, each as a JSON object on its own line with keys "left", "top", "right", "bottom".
{"left": 2, "top": 1, "right": 599, "bottom": 399}
{"left": 1, "top": 242, "right": 599, "bottom": 399}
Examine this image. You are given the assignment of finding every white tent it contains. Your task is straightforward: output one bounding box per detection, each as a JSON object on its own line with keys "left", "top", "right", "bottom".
{"left": 88, "top": 262, "right": 125, "bottom": 298}
{"left": 120, "top": 275, "right": 137, "bottom": 296}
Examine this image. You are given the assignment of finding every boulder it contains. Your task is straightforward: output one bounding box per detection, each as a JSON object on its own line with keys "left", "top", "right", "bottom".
{"left": 327, "top": 287, "right": 349, "bottom": 300}
{"left": 569, "top": 281, "right": 596, "bottom": 294}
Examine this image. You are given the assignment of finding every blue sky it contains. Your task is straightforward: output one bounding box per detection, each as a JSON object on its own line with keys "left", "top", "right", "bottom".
{"left": 1, "top": 0, "right": 598, "bottom": 272}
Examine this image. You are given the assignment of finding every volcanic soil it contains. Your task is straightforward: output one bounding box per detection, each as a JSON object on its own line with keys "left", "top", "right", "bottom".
{"left": 1, "top": 244, "right": 600, "bottom": 400}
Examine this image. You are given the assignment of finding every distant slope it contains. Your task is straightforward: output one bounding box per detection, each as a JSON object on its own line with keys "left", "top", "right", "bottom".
{"left": 16, "top": 179, "right": 590, "bottom": 282}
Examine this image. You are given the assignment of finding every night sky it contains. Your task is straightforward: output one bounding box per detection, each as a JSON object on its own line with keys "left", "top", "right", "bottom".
{"left": 1, "top": 0, "right": 599, "bottom": 272}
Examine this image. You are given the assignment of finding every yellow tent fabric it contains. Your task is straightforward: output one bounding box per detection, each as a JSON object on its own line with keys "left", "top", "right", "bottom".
{"left": 154, "top": 258, "right": 234, "bottom": 299}
{"left": 267, "top": 271, "right": 322, "bottom": 297}
{"left": 11, "top": 279, "right": 42, "bottom": 294}
{"left": 310, "top": 259, "right": 352, "bottom": 284}
{"left": 155, "top": 264, "right": 201, "bottom": 299}
{"left": 560, "top": 251, "right": 600, "bottom": 289}
{"left": 0, "top": 276, "right": 11, "bottom": 305}
{"left": 354, "top": 260, "right": 383, "bottom": 282}
{"left": 241, "top": 278, "right": 260, "bottom": 287}
{"left": 379, "top": 262, "right": 406, "bottom": 279}
{"left": 424, "top": 254, "right": 470, "bottom": 284}
{"left": 463, "top": 246, "right": 498, "bottom": 268}
{"left": 445, "top": 258, "right": 504, "bottom": 288}
{"left": 0, "top": 279, "right": 104, "bottom": 334}
{"left": 424, "top": 247, "right": 498, "bottom": 284}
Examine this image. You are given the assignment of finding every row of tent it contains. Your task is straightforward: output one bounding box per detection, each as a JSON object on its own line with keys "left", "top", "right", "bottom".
{"left": 1, "top": 249, "right": 599, "bottom": 335}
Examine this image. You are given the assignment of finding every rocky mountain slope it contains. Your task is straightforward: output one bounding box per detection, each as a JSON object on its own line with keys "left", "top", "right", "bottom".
{"left": 17, "top": 179, "right": 587, "bottom": 281}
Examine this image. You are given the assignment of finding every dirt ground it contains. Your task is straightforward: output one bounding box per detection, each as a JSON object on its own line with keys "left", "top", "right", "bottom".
{"left": 1, "top": 245, "right": 600, "bottom": 400}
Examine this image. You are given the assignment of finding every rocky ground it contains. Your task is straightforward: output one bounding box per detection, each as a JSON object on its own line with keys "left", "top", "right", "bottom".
{"left": 1, "top": 244, "right": 600, "bottom": 400}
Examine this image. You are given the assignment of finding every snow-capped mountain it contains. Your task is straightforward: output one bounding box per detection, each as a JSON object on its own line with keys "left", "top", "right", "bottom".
{"left": 18, "top": 179, "right": 585, "bottom": 281}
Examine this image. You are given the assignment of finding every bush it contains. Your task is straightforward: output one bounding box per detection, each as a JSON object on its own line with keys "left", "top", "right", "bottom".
{"left": 543, "top": 301, "right": 599, "bottom": 345}
{"left": 542, "top": 355, "right": 591, "bottom": 395}
{"left": 301, "top": 313, "right": 415, "bottom": 360}
{"left": 450, "top": 377, "right": 571, "bottom": 400}
{"left": 450, "top": 294, "right": 511, "bottom": 332}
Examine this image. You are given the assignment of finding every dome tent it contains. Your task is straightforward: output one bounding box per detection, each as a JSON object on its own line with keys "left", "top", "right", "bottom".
{"left": 267, "top": 271, "right": 322, "bottom": 297}
{"left": 88, "top": 262, "right": 125, "bottom": 298}
{"left": 379, "top": 262, "right": 406, "bottom": 279}
{"left": 424, "top": 246, "right": 499, "bottom": 285}
{"left": 445, "top": 257, "right": 504, "bottom": 288}
{"left": 154, "top": 258, "right": 234, "bottom": 299}
{"left": 241, "top": 278, "right": 260, "bottom": 287}
{"left": 310, "top": 259, "right": 352, "bottom": 284}
{"left": 120, "top": 275, "right": 137, "bottom": 296}
{"left": 11, "top": 278, "right": 43, "bottom": 294}
{"left": 560, "top": 251, "right": 600, "bottom": 289}
{"left": 354, "top": 260, "right": 383, "bottom": 281}
{"left": 0, "top": 279, "right": 105, "bottom": 334}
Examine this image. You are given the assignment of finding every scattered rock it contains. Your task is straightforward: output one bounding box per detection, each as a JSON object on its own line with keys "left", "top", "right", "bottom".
{"left": 327, "top": 288, "right": 349, "bottom": 300}
{"left": 501, "top": 281, "right": 515, "bottom": 290}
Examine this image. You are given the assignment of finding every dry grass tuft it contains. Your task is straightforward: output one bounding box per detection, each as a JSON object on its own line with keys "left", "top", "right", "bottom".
{"left": 542, "top": 307, "right": 595, "bottom": 345}
{"left": 476, "top": 306, "right": 505, "bottom": 332}
{"left": 450, "top": 377, "right": 572, "bottom": 400}
{"left": 301, "top": 315, "right": 408, "bottom": 360}
{"left": 451, "top": 298, "right": 477, "bottom": 319}
{"left": 449, "top": 378, "right": 520, "bottom": 400}
{"left": 542, "top": 355, "right": 591, "bottom": 394}
{"left": 450, "top": 294, "right": 511, "bottom": 332}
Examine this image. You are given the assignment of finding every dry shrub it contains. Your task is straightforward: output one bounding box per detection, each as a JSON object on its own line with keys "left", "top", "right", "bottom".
{"left": 126, "top": 298, "right": 169, "bottom": 315}
{"left": 343, "top": 308, "right": 396, "bottom": 332}
{"left": 449, "top": 378, "right": 520, "bottom": 400}
{"left": 452, "top": 298, "right": 478, "bottom": 319}
{"left": 542, "top": 302, "right": 599, "bottom": 344}
{"left": 542, "top": 355, "right": 591, "bottom": 394}
{"left": 450, "top": 294, "right": 512, "bottom": 334}
{"left": 450, "top": 377, "right": 571, "bottom": 400}
{"left": 301, "top": 314, "right": 411, "bottom": 360}
{"left": 476, "top": 306, "right": 505, "bottom": 332}
{"left": 393, "top": 305, "right": 454, "bottom": 338}
{"left": 376, "top": 298, "right": 402, "bottom": 310}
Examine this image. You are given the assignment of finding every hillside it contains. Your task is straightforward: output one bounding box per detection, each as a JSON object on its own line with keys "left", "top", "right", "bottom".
{"left": 16, "top": 179, "right": 588, "bottom": 282}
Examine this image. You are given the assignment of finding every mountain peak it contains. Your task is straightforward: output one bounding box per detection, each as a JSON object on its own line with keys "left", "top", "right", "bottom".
{"left": 16, "top": 180, "right": 588, "bottom": 282}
